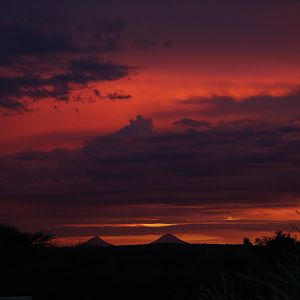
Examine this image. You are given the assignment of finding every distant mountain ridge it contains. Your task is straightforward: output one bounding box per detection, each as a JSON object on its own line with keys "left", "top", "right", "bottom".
{"left": 82, "top": 236, "right": 113, "bottom": 247}
{"left": 82, "top": 234, "right": 188, "bottom": 246}
{"left": 150, "top": 234, "right": 188, "bottom": 244}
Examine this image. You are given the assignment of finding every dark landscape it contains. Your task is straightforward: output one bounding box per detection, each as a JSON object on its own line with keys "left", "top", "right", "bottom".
{"left": 1, "top": 225, "right": 300, "bottom": 300}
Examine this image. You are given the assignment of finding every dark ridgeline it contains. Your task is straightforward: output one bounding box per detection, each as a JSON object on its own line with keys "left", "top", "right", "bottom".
{"left": 1, "top": 226, "right": 300, "bottom": 300}
{"left": 150, "top": 233, "right": 188, "bottom": 244}
{"left": 81, "top": 233, "right": 188, "bottom": 247}
{"left": 82, "top": 236, "right": 113, "bottom": 247}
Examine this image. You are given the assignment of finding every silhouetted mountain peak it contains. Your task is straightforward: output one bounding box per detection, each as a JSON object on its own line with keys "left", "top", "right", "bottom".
{"left": 83, "top": 236, "right": 113, "bottom": 247}
{"left": 151, "top": 234, "right": 188, "bottom": 244}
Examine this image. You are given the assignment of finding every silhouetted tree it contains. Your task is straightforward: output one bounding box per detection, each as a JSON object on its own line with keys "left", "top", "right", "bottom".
{"left": 0, "top": 224, "right": 55, "bottom": 251}
{"left": 254, "top": 231, "right": 299, "bottom": 250}
{"left": 31, "top": 230, "right": 55, "bottom": 247}
{"left": 243, "top": 237, "right": 253, "bottom": 248}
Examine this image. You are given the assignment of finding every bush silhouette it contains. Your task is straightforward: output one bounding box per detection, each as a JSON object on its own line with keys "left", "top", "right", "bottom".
{"left": 254, "top": 231, "right": 299, "bottom": 250}
{"left": 0, "top": 224, "right": 55, "bottom": 251}
{"left": 243, "top": 237, "right": 253, "bottom": 248}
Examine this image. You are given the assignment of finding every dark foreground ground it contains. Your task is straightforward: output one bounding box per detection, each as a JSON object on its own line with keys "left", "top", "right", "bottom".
{"left": 0, "top": 244, "right": 299, "bottom": 300}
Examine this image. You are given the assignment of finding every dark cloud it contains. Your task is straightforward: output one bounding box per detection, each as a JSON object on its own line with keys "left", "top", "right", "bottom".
{"left": 0, "top": 13, "right": 133, "bottom": 113}
{"left": 1, "top": 116, "right": 300, "bottom": 204}
{"left": 0, "top": 59, "right": 134, "bottom": 111}
{"left": 68, "top": 59, "right": 132, "bottom": 81}
{"left": 109, "top": 114, "right": 154, "bottom": 138}
{"left": 1, "top": 116, "right": 300, "bottom": 235}
{"left": 0, "top": 98, "right": 28, "bottom": 113}
{"left": 0, "top": 17, "right": 125, "bottom": 59}
{"left": 2, "top": 0, "right": 300, "bottom": 60}
{"left": 4, "top": 0, "right": 300, "bottom": 115}
{"left": 93, "top": 89, "right": 101, "bottom": 97}
{"left": 178, "top": 91, "right": 300, "bottom": 120}
{"left": 106, "top": 91, "right": 132, "bottom": 100}
{"left": 54, "top": 221, "right": 295, "bottom": 238}
{"left": 0, "top": 27, "right": 75, "bottom": 57}
{"left": 174, "top": 118, "right": 210, "bottom": 128}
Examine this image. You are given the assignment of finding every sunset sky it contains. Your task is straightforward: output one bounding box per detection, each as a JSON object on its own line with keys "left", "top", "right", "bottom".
{"left": 1, "top": 0, "right": 300, "bottom": 245}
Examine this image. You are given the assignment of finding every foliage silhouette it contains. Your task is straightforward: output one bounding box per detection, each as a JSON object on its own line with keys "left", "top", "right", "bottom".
{"left": 0, "top": 224, "right": 55, "bottom": 251}
{"left": 198, "top": 231, "right": 300, "bottom": 300}
{"left": 254, "top": 231, "right": 299, "bottom": 250}
{"left": 1, "top": 226, "right": 300, "bottom": 300}
{"left": 243, "top": 237, "right": 253, "bottom": 248}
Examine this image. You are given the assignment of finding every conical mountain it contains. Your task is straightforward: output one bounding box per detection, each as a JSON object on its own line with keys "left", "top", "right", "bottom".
{"left": 150, "top": 233, "right": 188, "bottom": 244}
{"left": 83, "top": 236, "right": 113, "bottom": 247}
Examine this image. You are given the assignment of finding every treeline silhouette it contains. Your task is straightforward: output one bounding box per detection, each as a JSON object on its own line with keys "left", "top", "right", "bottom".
{"left": 0, "top": 224, "right": 300, "bottom": 300}
{"left": 0, "top": 224, "right": 55, "bottom": 251}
